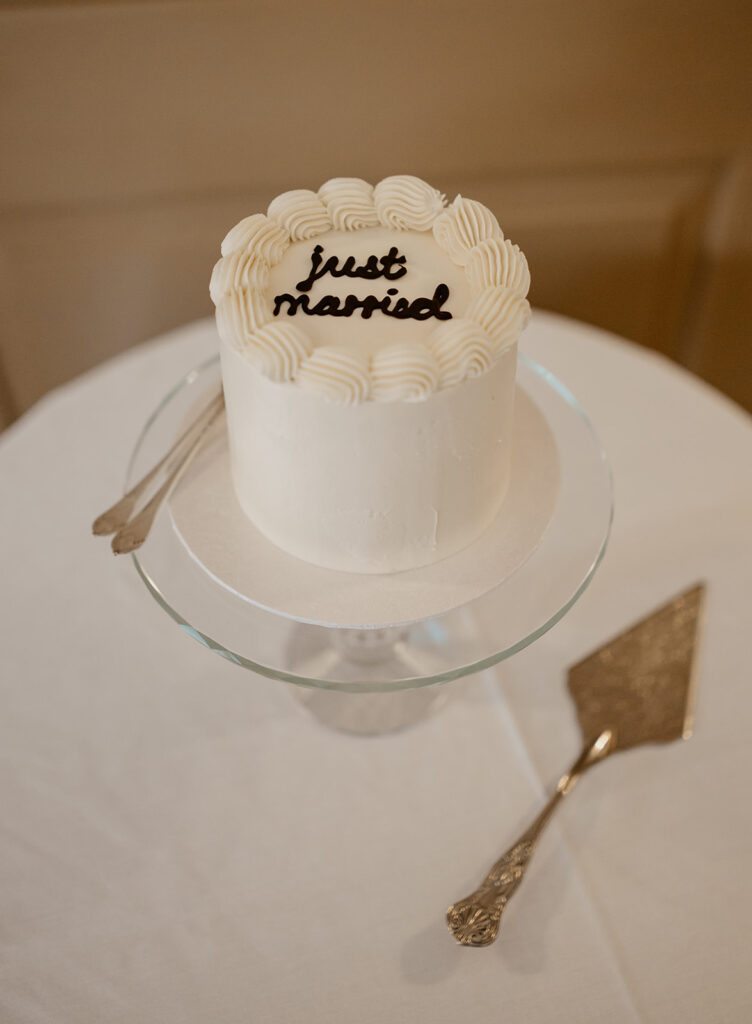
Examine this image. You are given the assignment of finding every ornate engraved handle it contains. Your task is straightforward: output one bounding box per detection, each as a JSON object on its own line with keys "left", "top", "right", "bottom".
{"left": 446, "top": 729, "right": 614, "bottom": 947}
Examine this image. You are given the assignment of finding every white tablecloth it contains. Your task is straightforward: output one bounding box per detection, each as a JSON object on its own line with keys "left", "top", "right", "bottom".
{"left": 2, "top": 312, "right": 751, "bottom": 1023}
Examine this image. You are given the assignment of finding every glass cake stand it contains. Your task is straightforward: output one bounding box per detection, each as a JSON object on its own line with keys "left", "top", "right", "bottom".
{"left": 129, "top": 353, "right": 612, "bottom": 733}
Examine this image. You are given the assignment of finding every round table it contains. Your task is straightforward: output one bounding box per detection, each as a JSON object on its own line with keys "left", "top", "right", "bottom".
{"left": 2, "top": 312, "right": 751, "bottom": 1023}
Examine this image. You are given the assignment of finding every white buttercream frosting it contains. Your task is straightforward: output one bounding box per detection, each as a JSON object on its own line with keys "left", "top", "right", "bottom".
{"left": 215, "top": 287, "right": 270, "bottom": 347}
{"left": 427, "top": 317, "right": 494, "bottom": 388}
{"left": 296, "top": 346, "right": 371, "bottom": 405}
{"left": 465, "top": 237, "right": 530, "bottom": 298}
{"left": 466, "top": 286, "right": 531, "bottom": 353}
{"left": 221, "top": 339, "right": 518, "bottom": 573}
{"left": 370, "top": 343, "right": 441, "bottom": 402}
{"left": 373, "top": 175, "right": 446, "bottom": 231}
{"left": 238, "top": 322, "right": 313, "bottom": 382}
{"left": 267, "top": 189, "right": 332, "bottom": 241}
{"left": 432, "top": 196, "right": 503, "bottom": 265}
{"left": 220, "top": 213, "right": 289, "bottom": 263}
{"left": 209, "top": 249, "right": 269, "bottom": 305}
{"left": 318, "top": 177, "right": 380, "bottom": 231}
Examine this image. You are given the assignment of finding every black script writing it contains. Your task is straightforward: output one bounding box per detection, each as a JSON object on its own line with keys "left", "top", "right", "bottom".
{"left": 273, "top": 284, "right": 452, "bottom": 322}
{"left": 296, "top": 245, "right": 407, "bottom": 292}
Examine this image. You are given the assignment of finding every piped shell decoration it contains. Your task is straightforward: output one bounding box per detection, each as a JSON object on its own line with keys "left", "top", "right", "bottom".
{"left": 426, "top": 318, "right": 494, "bottom": 388}
{"left": 466, "top": 287, "right": 531, "bottom": 353}
{"left": 296, "top": 346, "right": 372, "bottom": 405}
{"left": 209, "top": 250, "right": 269, "bottom": 305}
{"left": 465, "top": 237, "right": 530, "bottom": 298}
{"left": 370, "top": 344, "right": 440, "bottom": 402}
{"left": 432, "top": 196, "right": 503, "bottom": 266}
{"left": 215, "top": 288, "right": 270, "bottom": 347}
{"left": 374, "top": 175, "right": 446, "bottom": 231}
{"left": 239, "top": 322, "right": 313, "bottom": 382}
{"left": 220, "top": 213, "right": 290, "bottom": 263}
{"left": 267, "top": 189, "right": 332, "bottom": 241}
{"left": 318, "top": 177, "right": 380, "bottom": 231}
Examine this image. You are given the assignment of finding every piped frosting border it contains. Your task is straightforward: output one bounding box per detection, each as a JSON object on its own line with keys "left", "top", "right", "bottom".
{"left": 211, "top": 175, "right": 531, "bottom": 404}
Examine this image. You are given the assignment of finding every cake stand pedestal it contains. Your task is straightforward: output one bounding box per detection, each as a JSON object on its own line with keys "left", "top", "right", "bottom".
{"left": 128, "top": 353, "right": 612, "bottom": 734}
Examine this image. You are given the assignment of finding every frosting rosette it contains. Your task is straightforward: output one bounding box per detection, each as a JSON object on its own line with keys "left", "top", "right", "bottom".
{"left": 373, "top": 175, "right": 446, "bottom": 231}
{"left": 267, "top": 189, "right": 332, "bottom": 241}
{"left": 220, "top": 213, "right": 290, "bottom": 263}
{"left": 209, "top": 250, "right": 269, "bottom": 305}
{"left": 466, "top": 286, "right": 531, "bottom": 352}
{"left": 238, "top": 322, "right": 313, "bottom": 382}
{"left": 215, "top": 288, "right": 270, "bottom": 348}
{"left": 370, "top": 343, "right": 440, "bottom": 402}
{"left": 465, "top": 237, "right": 530, "bottom": 298}
{"left": 432, "top": 196, "right": 503, "bottom": 266}
{"left": 318, "top": 177, "right": 380, "bottom": 231}
{"left": 427, "top": 318, "right": 494, "bottom": 388}
{"left": 296, "top": 346, "right": 371, "bottom": 405}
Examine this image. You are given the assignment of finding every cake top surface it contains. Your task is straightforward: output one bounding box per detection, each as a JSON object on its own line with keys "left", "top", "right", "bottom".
{"left": 210, "top": 175, "right": 531, "bottom": 404}
{"left": 267, "top": 226, "right": 472, "bottom": 354}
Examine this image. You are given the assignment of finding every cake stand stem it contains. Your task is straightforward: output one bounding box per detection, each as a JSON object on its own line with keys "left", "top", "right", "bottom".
{"left": 291, "top": 682, "right": 448, "bottom": 735}
{"left": 287, "top": 625, "right": 449, "bottom": 734}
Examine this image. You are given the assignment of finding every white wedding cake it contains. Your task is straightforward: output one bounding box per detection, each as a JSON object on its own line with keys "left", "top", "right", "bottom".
{"left": 210, "top": 175, "right": 531, "bottom": 573}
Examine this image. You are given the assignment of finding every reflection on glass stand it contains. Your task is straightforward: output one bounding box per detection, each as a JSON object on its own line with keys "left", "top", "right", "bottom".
{"left": 130, "top": 354, "right": 613, "bottom": 734}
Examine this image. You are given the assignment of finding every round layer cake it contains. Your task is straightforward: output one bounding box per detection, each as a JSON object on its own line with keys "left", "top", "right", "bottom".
{"left": 210, "top": 175, "right": 531, "bottom": 573}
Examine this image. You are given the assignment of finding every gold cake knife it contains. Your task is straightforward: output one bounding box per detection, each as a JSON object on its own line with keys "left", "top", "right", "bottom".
{"left": 447, "top": 583, "right": 705, "bottom": 947}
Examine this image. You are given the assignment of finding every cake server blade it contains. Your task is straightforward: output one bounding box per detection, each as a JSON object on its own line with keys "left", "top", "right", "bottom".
{"left": 447, "top": 582, "right": 705, "bottom": 947}
{"left": 567, "top": 581, "right": 704, "bottom": 751}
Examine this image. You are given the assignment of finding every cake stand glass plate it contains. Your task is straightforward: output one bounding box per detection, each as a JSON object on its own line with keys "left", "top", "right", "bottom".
{"left": 128, "top": 351, "right": 612, "bottom": 731}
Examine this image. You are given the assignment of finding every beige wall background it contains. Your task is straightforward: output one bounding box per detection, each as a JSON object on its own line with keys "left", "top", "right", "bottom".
{"left": 1, "top": 0, "right": 751, "bottom": 431}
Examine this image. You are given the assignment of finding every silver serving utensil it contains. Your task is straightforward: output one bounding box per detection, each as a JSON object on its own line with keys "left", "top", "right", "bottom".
{"left": 447, "top": 583, "right": 705, "bottom": 947}
{"left": 109, "top": 392, "right": 225, "bottom": 554}
{"left": 92, "top": 389, "right": 224, "bottom": 537}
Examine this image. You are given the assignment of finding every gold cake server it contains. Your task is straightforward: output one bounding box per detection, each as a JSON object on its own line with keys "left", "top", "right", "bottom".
{"left": 447, "top": 583, "right": 705, "bottom": 947}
